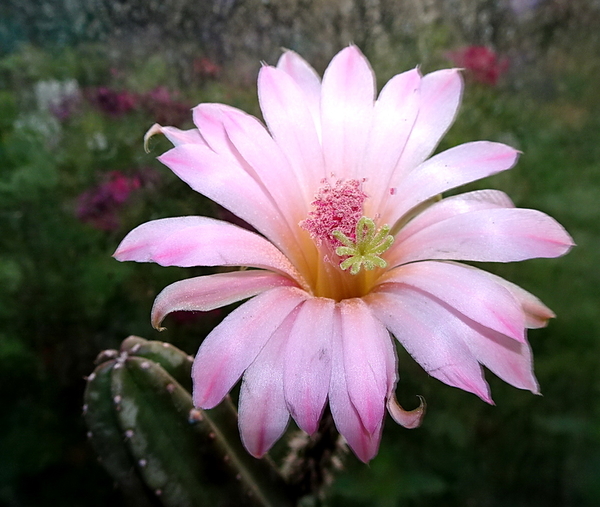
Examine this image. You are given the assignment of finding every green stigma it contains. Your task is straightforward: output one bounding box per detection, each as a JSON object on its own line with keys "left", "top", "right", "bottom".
{"left": 332, "top": 217, "right": 394, "bottom": 275}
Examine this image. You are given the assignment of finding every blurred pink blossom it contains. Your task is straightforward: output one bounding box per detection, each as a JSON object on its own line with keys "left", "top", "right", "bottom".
{"left": 86, "top": 87, "right": 138, "bottom": 116}
{"left": 76, "top": 171, "right": 142, "bottom": 231}
{"left": 446, "top": 46, "right": 510, "bottom": 86}
{"left": 115, "top": 46, "right": 572, "bottom": 462}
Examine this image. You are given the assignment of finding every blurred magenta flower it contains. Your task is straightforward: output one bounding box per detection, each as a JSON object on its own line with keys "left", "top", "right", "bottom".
{"left": 86, "top": 87, "right": 138, "bottom": 116}
{"left": 77, "top": 171, "right": 142, "bottom": 231}
{"left": 139, "top": 86, "right": 192, "bottom": 126}
{"left": 446, "top": 46, "right": 510, "bottom": 86}
{"left": 115, "top": 46, "right": 573, "bottom": 462}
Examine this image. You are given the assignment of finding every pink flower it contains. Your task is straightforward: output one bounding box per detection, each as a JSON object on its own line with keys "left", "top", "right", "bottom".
{"left": 446, "top": 46, "right": 510, "bottom": 86}
{"left": 77, "top": 171, "right": 142, "bottom": 231}
{"left": 114, "top": 46, "right": 573, "bottom": 462}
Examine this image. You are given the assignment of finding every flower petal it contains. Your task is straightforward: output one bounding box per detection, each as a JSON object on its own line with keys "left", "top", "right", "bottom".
{"left": 114, "top": 216, "right": 305, "bottom": 286}
{"left": 151, "top": 270, "right": 297, "bottom": 329}
{"left": 158, "top": 143, "right": 291, "bottom": 249}
{"left": 145, "top": 123, "right": 205, "bottom": 149}
{"left": 328, "top": 306, "right": 382, "bottom": 462}
{"left": 320, "top": 45, "right": 375, "bottom": 180}
{"left": 388, "top": 141, "right": 520, "bottom": 226}
{"left": 192, "top": 286, "right": 308, "bottom": 409}
{"left": 338, "top": 298, "right": 392, "bottom": 435}
{"left": 238, "top": 309, "right": 297, "bottom": 457}
{"left": 276, "top": 50, "right": 322, "bottom": 136}
{"left": 389, "top": 208, "right": 574, "bottom": 265}
{"left": 283, "top": 297, "right": 334, "bottom": 434}
{"left": 258, "top": 65, "right": 325, "bottom": 199}
{"left": 378, "top": 261, "right": 526, "bottom": 342}
{"left": 363, "top": 68, "right": 421, "bottom": 217}
{"left": 484, "top": 273, "right": 555, "bottom": 328}
{"left": 397, "top": 68, "right": 463, "bottom": 173}
{"left": 460, "top": 320, "right": 539, "bottom": 394}
{"left": 366, "top": 290, "right": 492, "bottom": 403}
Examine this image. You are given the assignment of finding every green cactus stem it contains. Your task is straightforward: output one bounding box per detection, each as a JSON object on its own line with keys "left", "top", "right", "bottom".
{"left": 84, "top": 336, "right": 294, "bottom": 507}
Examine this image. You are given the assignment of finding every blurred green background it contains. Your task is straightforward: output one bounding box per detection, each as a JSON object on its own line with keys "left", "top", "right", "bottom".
{"left": 1, "top": 0, "right": 599, "bottom": 505}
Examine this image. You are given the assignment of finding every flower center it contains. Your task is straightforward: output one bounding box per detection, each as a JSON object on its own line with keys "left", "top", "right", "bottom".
{"left": 299, "top": 179, "right": 394, "bottom": 299}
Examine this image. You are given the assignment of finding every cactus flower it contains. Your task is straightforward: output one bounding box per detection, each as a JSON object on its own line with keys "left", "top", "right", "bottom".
{"left": 114, "top": 46, "right": 573, "bottom": 462}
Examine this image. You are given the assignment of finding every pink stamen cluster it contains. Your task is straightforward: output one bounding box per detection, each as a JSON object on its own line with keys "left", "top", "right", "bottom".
{"left": 300, "top": 179, "right": 367, "bottom": 248}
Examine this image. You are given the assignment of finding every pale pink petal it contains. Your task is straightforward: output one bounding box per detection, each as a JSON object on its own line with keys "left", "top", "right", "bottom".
{"left": 258, "top": 65, "right": 325, "bottom": 199}
{"left": 396, "top": 68, "right": 463, "bottom": 173}
{"left": 387, "top": 141, "right": 519, "bottom": 226}
{"left": 338, "top": 298, "right": 391, "bottom": 434}
{"left": 363, "top": 68, "right": 421, "bottom": 217}
{"left": 378, "top": 261, "right": 526, "bottom": 342}
{"left": 320, "top": 45, "right": 375, "bottom": 179}
{"left": 192, "top": 103, "right": 233, "bottom": 154}
{"left": 192, "top": 286, "right": 308, "bottom": 409}
{"left": 283, "top": 298, "right": 335, "bottom": 434}
{"left": 144, "top": 123, "right": 205, "bottom": 149}
{"left": 486, "top": 274, "right": 555, "bottom": 329}
{"left": 366, "top": 290, "right": 493, "bottom": 403}
{"left": 328, "top": 306, "right": 382, "bottom": 462}
{"left": 151, "top": 270, "right": 297, "bottom": 329}
{"left": 158, "top": 144, "right": 292, "bottom": 249}
{"left": 389, "top": 208, "right": 574, "bottom": 266}
{"left": 113, "top": 216, "right": 305, "bottom": 286}
{"left": 238, "top": 310, "right": 297, "bottom": 457}
{"left": 460, "top": 319, "right": 539, "bottom": 393}
{"left": 276, "top": 50, "right": 322, "bottom": 135}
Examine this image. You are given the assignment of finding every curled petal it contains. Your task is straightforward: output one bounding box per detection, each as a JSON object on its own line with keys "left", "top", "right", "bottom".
{"left": 238, "top": 310, "right": 297, "bottom": 457}
{"left": 144, "top": 123, "right": 205, "bottom": 151}
{"left": 283, "top": 298, "right": 335, "bottom": 434}
{"left": 151, "top": 270, "right": 297, "bottom": 329}
{"left": 387, "top": 393, "right": 426, "bottom": 429}
{"left": 192, "top": 286, "right": 308, "bottom": 409}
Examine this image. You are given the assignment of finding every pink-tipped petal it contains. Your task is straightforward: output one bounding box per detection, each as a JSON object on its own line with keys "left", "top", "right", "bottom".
{"left": 387, "top": 393, "right": 426, "bottom": 429}
{"left": 276, "top": 50, "right": 322, "bottom": 135}
{"left": 329, "top": 307, "right": 382, "bottom": 462}
{"left": 320, "top": 45, "right": 375, "bottom": 179}
{"left": 487, "top": 275, "right": 556, "bottom": 329}
{"left": 283, "top": 298, "right": 335, "bottom": 434}
{"left": 158, "top": 144, "right": 292, "bottom": 249}
{"left": 338, "top": 299, "right": 391, "bottom": 435}
{"left": 364, "top": 68, "right": 421, "bottom": 217}
{"left": 397, "top": 68, "right": 463, "bottom": 172}
{"left": 366, "top": 290, "right": 493, "bottom": 403}
{"left": 390, "top": 208, "right": 574, "bottom": 265}
{"left": 114, "top": 216, "right": 304, "bottom": 286}
{"left": 238, "top": 310, "right": 296, "bottom": 457}
{"left": 258, "top": 65, "right": 324, "bottom": 198}
{"left": 460, "top": 319, "right": 539, "bottom": 394}
{"left": 378, "top": 261, "right": 526, "bottom": 342}
{"left": 192, "top": 286, "right": 308, "bottom": 409}
{"left": 389, "top": 141, "right": 520, "bottom": 225}
{"left": 151, "top": 270, "right": 297, "bottom": 329}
